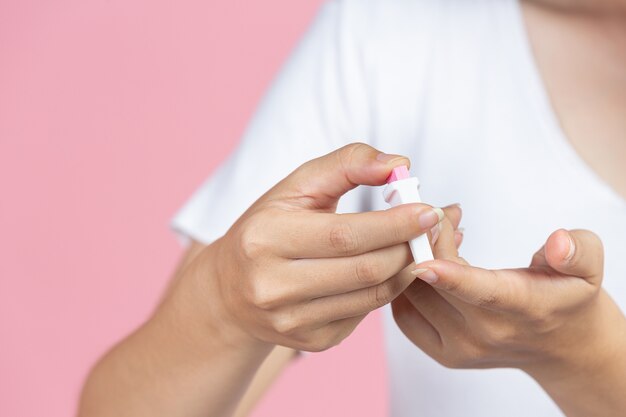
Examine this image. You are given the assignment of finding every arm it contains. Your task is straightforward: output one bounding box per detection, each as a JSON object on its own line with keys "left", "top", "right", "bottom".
{"left": 78, "top": 143, "right": 450, "bottom": 417}
{"left": 79, "top": 241, "right": 299, "bottom": 417}
{"left": 524, "top": 289, "right": 626, "bottom": 417}
{"left": 233, "top": 346, "right": 298, "bottom": 417}
{"left": 78, "top": 241, "right": 276, "bottom": 417}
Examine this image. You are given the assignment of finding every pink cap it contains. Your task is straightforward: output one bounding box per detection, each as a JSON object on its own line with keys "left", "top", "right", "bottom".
{"left": 386, "top": 165, "right": 410, "bottom": 184}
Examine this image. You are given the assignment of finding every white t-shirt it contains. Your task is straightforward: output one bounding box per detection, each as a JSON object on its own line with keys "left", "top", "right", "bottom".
{"left": 171, "top": 0, "right": 626, "bottom": 415}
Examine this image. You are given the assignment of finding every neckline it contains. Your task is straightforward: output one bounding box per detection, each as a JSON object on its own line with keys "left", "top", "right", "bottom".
{"left": 504, "top": 0, "right": 626, "bottom": 208}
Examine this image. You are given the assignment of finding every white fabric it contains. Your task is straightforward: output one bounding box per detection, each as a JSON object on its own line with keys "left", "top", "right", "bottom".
{"left": 171, "top": 0, "right": 626, "bottom": 415}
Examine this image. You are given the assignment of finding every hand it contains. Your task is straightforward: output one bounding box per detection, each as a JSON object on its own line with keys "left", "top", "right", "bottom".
{"left": 392, "top": 220, "right": 623, "bottom": 379}
{"left": 189, "top": 143, "right": 455, "bottom": 352}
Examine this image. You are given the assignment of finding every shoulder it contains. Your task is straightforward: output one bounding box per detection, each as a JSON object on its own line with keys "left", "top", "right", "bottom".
{"left": 330, "top": 0, "right": 501, "bottom": 47}
{"left": 329, "top": 0, "right": 446, "bottom": 41}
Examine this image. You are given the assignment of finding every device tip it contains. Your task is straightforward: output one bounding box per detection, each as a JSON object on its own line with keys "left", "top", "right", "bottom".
{"left": 386, "top": 165, "right": 410, "bottom": 184}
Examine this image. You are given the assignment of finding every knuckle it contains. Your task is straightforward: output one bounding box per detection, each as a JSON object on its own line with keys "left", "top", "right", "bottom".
{"left": 248, "top": 280, "right": 281, "bottom": 310}
{"left": 328, "top": 222, "right": 359, "bottom": 255}
{"left": 440, "top": 344, "right": 486, "bottom": 369}
{"left": 482, "top": 322, "right": 518, "bottom": 349}
{"left": 298, "top": 158, "right": 315, "bottom": 172}
{"left": 368, "top": 281, "right": 395, "bottom": 309}
{"left": 304, "top": 339, "right": 335, "bottom": 353}
{"left": 300, "top": 326, "right": 341, "bottom": 352}
{"left": 237, "top": 219, "right": 268, "bottom": 259}
{"left": 338, "top": 142, "right": 368, "bottom": 166}
{"left": 271, "top": 312, "right": 302, "bottom": 336}
{"left": 354, "top": 258, "right": 383, "bottom": 286}
{"left": 301, "top": 329, "right": 340, "bottom": 352}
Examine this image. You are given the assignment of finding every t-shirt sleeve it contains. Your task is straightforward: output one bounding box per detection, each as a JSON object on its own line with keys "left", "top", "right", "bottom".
{"left": 171, "top": 0, "right": 373, "bottom": 245}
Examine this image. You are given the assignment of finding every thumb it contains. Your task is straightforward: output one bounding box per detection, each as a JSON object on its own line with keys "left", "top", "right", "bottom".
{"left": 276, "top": 142, "right": 410, "bottom": 210}
{"left": 541, "top": 229, "right": 604, "bottom": 286}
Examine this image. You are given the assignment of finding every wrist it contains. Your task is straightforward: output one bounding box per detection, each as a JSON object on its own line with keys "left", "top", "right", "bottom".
{"left": 156, "top": 241, "right": 274, "bottom": 360}
{"left": 522, "top": 290, "right": 626, "bottom": 410}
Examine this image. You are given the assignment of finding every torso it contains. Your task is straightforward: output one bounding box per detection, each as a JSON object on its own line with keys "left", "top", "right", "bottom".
{"left": 175, "top": 1, "right": 626, "bottom": 414}
{"left": 359, "top": 0, "right": 626, "bottom": 415}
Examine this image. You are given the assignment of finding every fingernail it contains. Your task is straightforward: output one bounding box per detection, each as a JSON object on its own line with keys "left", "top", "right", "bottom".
{"left": 433, "top": 207, "right": 445, "bottom": 222}
{"left": 418, "top": 207, "right": 445, "bottom": 229}
{"left": 376, "top": 152, "right": 404, "bottom": 163}
{"left": 431, "top": 224, "right": 441, "bottom": 244}
{"left": 565, "top": 233, "right": 576, "bottom": 262}
{"left": 411, "top": 268, "right": 439, "bottom": 284}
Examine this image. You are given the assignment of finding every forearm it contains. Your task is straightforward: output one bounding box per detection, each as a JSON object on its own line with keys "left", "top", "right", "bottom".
{"left": 233, "top": 346, "right": 299, "bottom": 417}
{"left": 78, "top": 247, "right": 274, "bottom": 417}
{"left": 525, "top": 291, "right": 626, "bottom": 417}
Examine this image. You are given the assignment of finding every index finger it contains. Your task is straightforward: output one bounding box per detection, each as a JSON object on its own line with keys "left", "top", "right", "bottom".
{"left": 412, "top": 260, "right": 524, "bottom": 312}
{"left": 269, "top": 204, "right": 445, "bottom": 258}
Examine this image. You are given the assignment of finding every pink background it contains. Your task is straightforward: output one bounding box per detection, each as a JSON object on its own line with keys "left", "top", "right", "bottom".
{"left": 0, "top": 1, "right": 387, "bottom": 416}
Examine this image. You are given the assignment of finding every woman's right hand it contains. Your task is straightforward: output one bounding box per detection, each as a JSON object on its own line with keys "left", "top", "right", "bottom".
{"left": 187, "top": 143, "right": 455, "bottom": 352}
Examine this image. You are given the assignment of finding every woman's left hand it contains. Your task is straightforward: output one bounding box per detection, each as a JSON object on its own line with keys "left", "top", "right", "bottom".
{"left": 392, "top": 217, "right": 626, "bottom": 417}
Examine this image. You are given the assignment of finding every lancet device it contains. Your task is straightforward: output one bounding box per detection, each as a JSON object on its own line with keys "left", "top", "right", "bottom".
{"left": 382, "top": 166, "right": 434, "bottom": 264}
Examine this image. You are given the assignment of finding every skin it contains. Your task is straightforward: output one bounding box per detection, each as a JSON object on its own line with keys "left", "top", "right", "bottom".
{"left": 522, "top": 0, "right": 626, "bottom": 198}
{"left": 397, "top": 223, "right": 626, "bottom": 417}
{"left": 395, "top": 4, "right": 626, "bottom": 416}
{"left": 78, "top": 143, "right": 456, "bottom": 417}
{"left": 78, "top": 0, "right": 626, "bottom": 416}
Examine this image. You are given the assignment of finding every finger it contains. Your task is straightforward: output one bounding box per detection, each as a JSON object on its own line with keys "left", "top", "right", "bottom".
{"left": 411, "top": 260, "right": 522, "bottom": 312}
{"left": 431, "top": 218, "right": 460, "bottom": 261}
{"left": 293, "top": 314, "right": 367, "bottom": 352}
{"left": 403, "top": 279, "right": 466, "bottom": 328}
{"left": 543, "top": 229, "right": 604, "bottom": 286}
{"left": 286, "top": 241, "right": 413, "bottom": 298}
{"left": 418, "top": 222, "right": 470, "bottom": 312}
{"left": 443, "top": 204, "right": 462, "bottom": 230}
{"left": 454, "top": 229, "right": 464, "bottom": 249}
{"left": 275, "top": 143, "right": 410, "bottom": 210}
{"left": 270, "top": 204, "right": 444, "bottom": 258}
{"left": 302, "top": 264, "right": 417, "bottom": 322}
{"left": 431, "top": 204, "right": 462, "bottom": 245}
{"left": 391, "top": 293, "right": 442, "bottom": 355}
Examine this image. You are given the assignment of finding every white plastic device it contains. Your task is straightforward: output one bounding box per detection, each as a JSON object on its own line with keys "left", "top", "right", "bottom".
{"left": 382, "top": 166, "right": 434, "bottom": 264}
